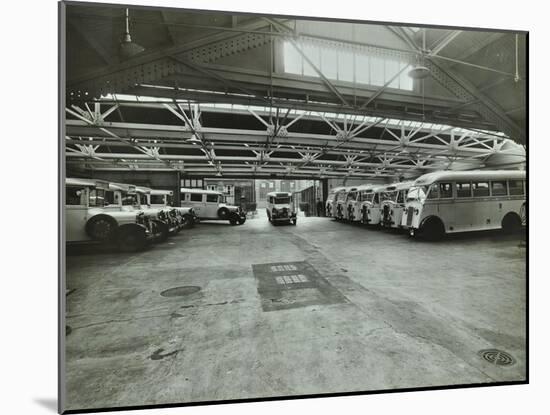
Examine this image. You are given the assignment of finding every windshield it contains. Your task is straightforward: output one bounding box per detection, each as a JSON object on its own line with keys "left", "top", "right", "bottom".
{"left": 346, "top": 192, "right": 357, "bottom": 201}
{"left": 406, "top": 186, "right": 428, "bottom": 203}
{"left": 150, "top": 195, "right": 165, "bottom": 205}
{"left": 380, "top": 191, "right": 396, "bottom": 202}
{"left": 138, "top": 193, "right": 149, "bottom": 206}
{"left": 122, "top": 193, "right": 139, "bottom": 206}
{"left": 359, "top": 192, "right": 374, "bottom": 202}
{"left": 274, "top": 196, "right": 291, "bottom": 204}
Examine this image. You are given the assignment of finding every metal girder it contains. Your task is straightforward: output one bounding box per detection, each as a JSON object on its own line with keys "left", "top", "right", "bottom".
{"left": 67, "top": 18, "right": 275, "bottom": 96}
{"left": 385, "top": 26, "right": 420, "bottom": 52}
{"left": 68, "top": 16, "right": 116, "bottom": 65}
{"left": 425, "top": 58, "right": 525, "bottom": 142}
{"left": 429, "top": 30, "right": 462, "bottom": 56}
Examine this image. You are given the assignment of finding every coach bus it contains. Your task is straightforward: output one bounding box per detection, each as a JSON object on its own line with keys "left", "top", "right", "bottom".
{"left": 334, "top": 186, "right": 354, "bottom": 221}
{"left": 379, "top": 181, "right": 415, "bottom": 229}
{"left": 402, "top": 170, "right": 526, "bottom": 240}
{"left": 325, "top": 186, "right": 346, "bottom": 218}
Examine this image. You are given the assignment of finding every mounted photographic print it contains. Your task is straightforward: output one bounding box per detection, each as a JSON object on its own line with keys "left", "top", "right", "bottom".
{"left": 59, "top": 1, "right": 528, "bottom": 412}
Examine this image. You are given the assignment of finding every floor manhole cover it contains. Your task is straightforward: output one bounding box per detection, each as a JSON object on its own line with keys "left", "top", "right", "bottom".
{"left": 160, "top": 286, "right": 201, "bottom": 297}
{"left": 478, "top": 349, "right": 516, "bottom": 366}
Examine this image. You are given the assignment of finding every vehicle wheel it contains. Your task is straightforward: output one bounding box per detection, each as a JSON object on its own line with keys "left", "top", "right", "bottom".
{"left": 421, "top": 217, "right": 445, "bottom": 241}
{"left": 229, "top": 214, "right": 239, "bottom": 225}
{"left": 502, "top": 212, "right": 522, "bottom": 233}
{"left": 237, "top": 217, "right": 246, "bottom": 225}
{"left": 292, "top": 218, "right": 297, "bottom": 225}
{"left": 217, "top": 207, "right": 230, "bottom": 220}
{"left": 181, "top": 214, "right": 194, "bottom": 229}
{"left": 117, "top": 228, "right": 147, "bottom": 252}
{"left": 86, "top": 215, "right": 117, "bottom": 241}
{"left": 153, "top": 220, "right": 169, "bottom": 242}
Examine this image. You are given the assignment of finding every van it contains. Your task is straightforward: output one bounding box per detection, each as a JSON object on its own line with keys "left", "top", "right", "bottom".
{"left": 266, "top": 192, "right": 297, "bottom": 225}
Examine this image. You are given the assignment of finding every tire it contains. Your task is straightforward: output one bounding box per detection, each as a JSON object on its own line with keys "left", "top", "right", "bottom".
{"left": 502, "top": 212, "right": 522, "bottom": 233}
{"left": 421, "top": 217, "right": 445, "bottom": 241}
{"left": 229, "top": 213, "right": 239, "bottom": 226}
{"left": 153, "top": 220, "right": 169, "bottom": 242}
{"left": 181, "top": 214, "right": 194, "bottom": 229}
{"left": 217, "top": 207, "right": 230, "bottom": 220}
{"left": 237, "top": 217, "right": 246, "bottom": 225}
{"left": 117, "top": 228, "right": 147, "bottom": 252}
{"left": 86, "top": 215, "right": 117, "bottom": 241}
{"left": 292, "top": 218, "right": 297, "bottom": 225}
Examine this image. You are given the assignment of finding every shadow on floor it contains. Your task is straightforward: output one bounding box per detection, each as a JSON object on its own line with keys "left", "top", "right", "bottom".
{"left": 34, "top": 398, "right": 57, "bottom": 413}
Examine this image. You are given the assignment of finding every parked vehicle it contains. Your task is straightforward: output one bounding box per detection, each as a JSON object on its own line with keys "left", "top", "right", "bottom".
{"left": 104, "top": 183, "right": 171, "bottom": 242}
{"left": 334, "top": 187, "right": 353, "bottom": 221}
{"left": 363, "top": 185, "right": 387, "bottom": 226}
{"left": 343, "top": 187, "right": 360, "bottom": 221}
{"left": 266, "top": 192, "right": 297, "bottom": 225}
{"left": 65, "top": 178, "right": 154, "bottom": 251}
{"left": 357, "top": 184, "right": 376, "bottom": 224}
{"left": 180, "top": 188, "right": 246, "bottom": 225}
{"left": 147, "top": 188, "right": 197, "bottom": 230}
{"left": 325, "top": 186, "right": 345, "bottom": 217}
{"left": 379, "top": 181, "right": 414, "bottom": 229}
{"left": 402, "top": 170, "right": 526, "bottom": 240}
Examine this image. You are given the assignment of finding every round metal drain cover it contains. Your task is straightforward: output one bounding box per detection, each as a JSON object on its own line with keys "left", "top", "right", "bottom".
{"left": 478, "top": 349, "right": 515, "bottom": 366}
{"left": 160, "top": 286, "right": 201, "bottom": 298}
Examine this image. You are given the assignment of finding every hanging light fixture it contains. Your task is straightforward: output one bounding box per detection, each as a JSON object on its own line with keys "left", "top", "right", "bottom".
{"left": 119, "top": 8, "right": 145, "bottom": 60}
{"left": 408, "top": 28, "right": 430, "bottom": 80}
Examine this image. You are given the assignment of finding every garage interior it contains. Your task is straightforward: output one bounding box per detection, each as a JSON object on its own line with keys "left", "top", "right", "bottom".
{"left": 63, "top": 3, "right": 527, "bottom": 411}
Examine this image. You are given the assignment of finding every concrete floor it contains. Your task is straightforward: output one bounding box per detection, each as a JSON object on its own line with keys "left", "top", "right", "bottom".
{"left": 65, "top": 211, "right": 526, "bottom": 411}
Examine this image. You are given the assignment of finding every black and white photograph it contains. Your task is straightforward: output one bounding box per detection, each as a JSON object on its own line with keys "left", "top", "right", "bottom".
{"left": 58, "top": 0, "right": 529, "bottom": 413}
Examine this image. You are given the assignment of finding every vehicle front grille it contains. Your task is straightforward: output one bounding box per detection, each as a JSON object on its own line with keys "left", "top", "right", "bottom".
{"left": 406, "top": 206, "right": 414, "bottom": 226}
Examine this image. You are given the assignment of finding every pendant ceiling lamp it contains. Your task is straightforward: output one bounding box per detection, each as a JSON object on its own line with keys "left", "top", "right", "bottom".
{"left": 119, "top": 8, "right": 145, "bottom": 60}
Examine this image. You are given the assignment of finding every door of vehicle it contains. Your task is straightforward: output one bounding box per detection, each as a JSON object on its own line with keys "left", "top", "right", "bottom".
{"left": 188, "top": 193, "right": 206, "bottom": 217}
{"left": 65, "top": 186, "right": 89, "bottom": 241}
{"left": 204, "top": 193, "right": 221, "bottom": 218}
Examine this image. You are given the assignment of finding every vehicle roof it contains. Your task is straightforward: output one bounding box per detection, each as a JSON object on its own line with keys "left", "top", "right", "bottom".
{"left": 328, "top": 186, "right": 347, "bottom": 193}
{"left": 384, "top": 181, "right": 415, "bottom": 191}
{"left": 413, "top": 169, "right": 526, "bottom": 186}
{"left": 356, "top": 183, "right": 379, "bottom": 191}
{"left": 181, "top": 187, "right": 223, "bottom": 195}
{"left": 66, "top": 177, "right": 98, "bottom": 187}
{"left": 150, "top": 189, "right": 173, "bottom": 196}
{"left": 267, "top": 191, "right": 292, "bottom": 197}
{"left": 109, "top": 182, "right": 136, "bottom": 192}
{"left": 136, "top": 186, "right": 152, "bottom": 193}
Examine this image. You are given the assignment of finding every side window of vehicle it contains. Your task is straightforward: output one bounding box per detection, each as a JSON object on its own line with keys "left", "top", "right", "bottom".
{"left": 373, "top": 193, "right": 379, "bottom": 204}
{"left": 397, "top": 190, "right": 404, "bottom": 204}
{"left": 206, "top": 194, "right": 218, "bottom": 203}
{"left": 439, "top": 182, "right": 453, "bottom": 198}
{"left": 473, "top": 181, "right": 490, "bottom": 197}
{"left": 190, "top": 193, "right": 203, "bottom": 202}
{"left": 491, "top": 181, "right": 508, "bottom": 196}
{"left": 66, "top": 187, "right": 84, "bottom": 205}
{"left": 89, "top": 189, "right": 105, "bottom": 207}
{"left": 508, "top": 180, "right": 524, "bottom": 196}
{"left": 456, "top": 182, "right": 472, "bottom": 198}
{"left": 426, "top": 184, "right": 438, "bottom": 199}
{"left": 105, "top": 190, "right": 116, "bottom": 206}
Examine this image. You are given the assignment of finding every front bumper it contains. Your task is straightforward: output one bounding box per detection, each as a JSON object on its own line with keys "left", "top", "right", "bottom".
{"left": 271, "top": 211, "right": 296, "bottom": 221}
